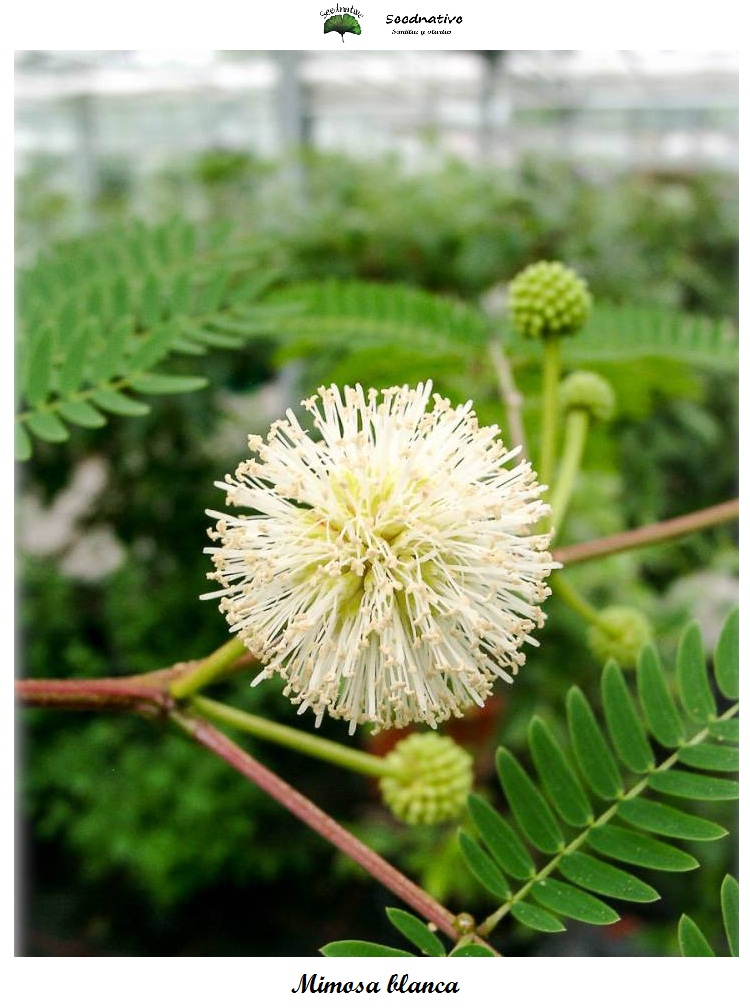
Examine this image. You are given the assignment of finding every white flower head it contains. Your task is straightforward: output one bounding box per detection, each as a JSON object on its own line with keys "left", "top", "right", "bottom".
{"left": 203, "top": 381, "right": 558, "bottom": 734}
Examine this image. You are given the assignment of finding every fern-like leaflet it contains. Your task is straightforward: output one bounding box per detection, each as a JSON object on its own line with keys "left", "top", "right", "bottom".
{"left": 678, "top": 875, "right": 738, "bottom": 956}
{"left": 322, "top": 609, "right": 738, "bottom": 956}
{"left": 15, "top": 218, "right": 286, "bottom": 459}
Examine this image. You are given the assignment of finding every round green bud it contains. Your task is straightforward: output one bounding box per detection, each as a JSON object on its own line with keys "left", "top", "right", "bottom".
{"left": 559, "top": 370, "right": 616, "bottom": 422}
{"left": 509, "top": 260, "right": 592, "bottom": 339}
{"left": 380, "top": 732, "right": 473, "bottom": 826}
{"left": 587, "top": 606, "right": 653, "bottom": 669}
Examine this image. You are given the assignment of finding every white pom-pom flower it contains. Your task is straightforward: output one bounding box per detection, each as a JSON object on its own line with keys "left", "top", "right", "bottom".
{"left": 203, "top": 381, "right": 557, "bottom": 733}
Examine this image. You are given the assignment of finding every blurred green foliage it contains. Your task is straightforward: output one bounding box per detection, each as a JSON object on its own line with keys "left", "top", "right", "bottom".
{"left": 17, "top": 148, "right": 737, "bottom": 955}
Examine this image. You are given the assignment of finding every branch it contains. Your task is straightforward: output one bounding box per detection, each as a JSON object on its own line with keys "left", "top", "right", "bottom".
{"left": 16, "top": 665, "right": 498, "bottom": 953}
{"left": 15, "top": 652, "right": 257, "bottom": 713}
{"left": 488, "top": 339, "right": 526, "bottom": 452}
{"left": 169, "top": 709, "right": 500, "bottom": 953}
{"left": 553, "top": 498, "right": 739, "bottom": 567}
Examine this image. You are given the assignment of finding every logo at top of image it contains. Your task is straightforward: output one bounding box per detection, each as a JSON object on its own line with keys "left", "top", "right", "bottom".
{"left": 322, "top": 5, "right": 362, "bottom": 41}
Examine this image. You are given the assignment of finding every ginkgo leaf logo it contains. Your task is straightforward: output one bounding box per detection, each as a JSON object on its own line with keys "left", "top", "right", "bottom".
{"left": 324, "top": 13, "right": 361, "bottom": 41}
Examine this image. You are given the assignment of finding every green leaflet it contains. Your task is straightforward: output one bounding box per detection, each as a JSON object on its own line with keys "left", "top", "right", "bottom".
{"left": 707, "top": 718, "right": 739, "bottom": 742}
{"left": 496, "top": 749, "right": 565, "bottom": 854}
{"left": 714, "top": 608, "right": 739, "bottom": 700}
{"left": 528, "top": 717, "right": 593, "bottom": 827}
{"left": 586, "top": 824, "right": 698, "bottom": 872}
{"left": 678, "top": 915, "right": 716, "bottom": 956}
{"left": 678, "top": 875, "right": 739, "bottom": 957}
{"left": 89, "top": 389, "right": 150, "bottom": 417}
{"left": 457, "top": 830, "right": 511, "bottom": 901}
{"left": 24, "top": 322, "right": 55, "bottom": 407}
{"left": 128, "top": 374, "right": 209, "bottom": 395}
{"left": 636, "top": 646, "right": 685, "bottom": 748}
{"left": 530, "top": 878, "right": 619, "bottom": 926}
{"left": 465, "top": 794, "right": 536, "bottom": 880}
{"left": 510, "top": 901, "right": 565, "bottom": 933}
{"left": 558, "top": 851, "right": 659, "bottom": 903}
{"left": 24, "top": 410, "right": 70, "bottom": 443}
{"left": 649, "top": 769, "right": 739, "bottom": 801}
{"left": 678, "top": 742, "right": 739, "bottom": 772}
{"left": 566, "top": 688, "right": 623, "bottom": 800}
{"left": 321, "top": 940, "right": 414, "bottom": 957}
{"left": 57, "top": 400, "right": 108, "bottom": 429}
{"left": 14, "top": 421, "right": 32, "bottom": 461}
{"left": 676, "top": 623, "right": 717, "bottom": 724}
{"left": 616, "top": 796, "right": 727, "bottom": 841}
{"left": 721, "top": 875, "right": 739, "bottom": 956}
{"left": 601, "top": 660, "right": 654, "bottom": 774}
{"left": 385, "top": 908, "right": 446, "bottom": 957}
{"left": 448, "top": 945, "right": 496, "bottom": 957}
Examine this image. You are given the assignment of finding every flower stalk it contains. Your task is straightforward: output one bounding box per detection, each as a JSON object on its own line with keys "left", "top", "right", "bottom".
{"left": 550, "top": 572, "right": 610, "bottom": 632}
{"left": 548, "top": 407, "right": 589, "bottom": 540}
{"left": 539, "top": 335, "right": 562, "bottom": 495}
{"left": 168, "top": 707, "right": 487, "bottom": 950}
{"left": 190, "top": 694, "right": 388, "bottom": 777}
{"left": 170, "top": 637, "right": 248, "bottom": 700}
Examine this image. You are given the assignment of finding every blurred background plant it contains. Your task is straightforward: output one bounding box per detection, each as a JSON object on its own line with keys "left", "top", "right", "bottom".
{"left": 16, "top": 50, "right": 738, "bottom": 956}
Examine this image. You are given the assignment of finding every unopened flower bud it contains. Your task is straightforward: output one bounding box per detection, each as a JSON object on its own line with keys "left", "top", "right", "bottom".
{"left": 380, "top": 732, "right": 473, "bottom": 826}
{"left": 588, "top": 606, "right": 653, "bottom": 669}
{"left": 559, "top": 371, "right": 616, "bottom": 422}
{"left": 509, "top": 261, "right": 592, "bottom": 340}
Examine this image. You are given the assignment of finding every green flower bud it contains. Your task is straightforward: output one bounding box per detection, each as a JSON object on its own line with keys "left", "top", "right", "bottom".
{"left": 509, "top": 261, "right": 592, "bottom": 339}
{"left": 587, "top": 606, "right": 653, "bottom": 669}
{"left": 559, "top": 370, "right": 616, "bottom": 422}
{"left": 380, "top": 732, "right": 473, "bottom": 826}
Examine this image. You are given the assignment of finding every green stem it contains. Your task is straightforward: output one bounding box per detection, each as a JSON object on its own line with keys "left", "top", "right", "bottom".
{"left": 539, "top": 335, "right": 562, "bottom": 492}
{"left": 550, "top": 572, "right": 610, "bottom": 631}
{"left": 477, "top": 700, "right": 739, "bottom": 937}
{"left": 190, "top": 695, "right": 389, "bottom": 778}
{"left": 548, "top": 409, "right": 589, "bottom": 542}
{"left": 170, "top": 637, "right": 248, "bottom": 700}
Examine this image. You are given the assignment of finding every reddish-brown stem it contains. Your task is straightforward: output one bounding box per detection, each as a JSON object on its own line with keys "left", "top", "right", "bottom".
{"left": 553, "top": 498, "right": 738, "bottom": 567}
{"left": 170, "top": 708, "right": 497, "bottom": 953}
{"left": 15, "top": 652, "right": 257, "bottom": 714}
{"left": 15, "top": 676, "right": 173, "bottom": 715}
